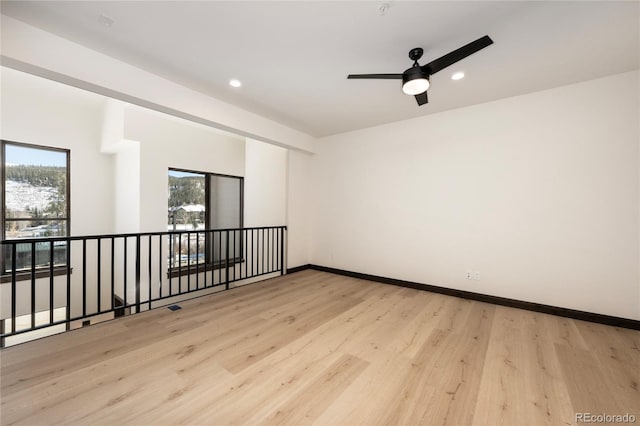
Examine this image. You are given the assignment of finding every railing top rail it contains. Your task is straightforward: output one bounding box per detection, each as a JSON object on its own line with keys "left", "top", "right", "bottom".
{"left": 1, "top": 225, "right": 287, "bottom": 245}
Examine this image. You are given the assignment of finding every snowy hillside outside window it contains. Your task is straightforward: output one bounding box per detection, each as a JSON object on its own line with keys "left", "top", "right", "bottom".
{"left": 2, "top": 141, "right": 70, "bottom": 273}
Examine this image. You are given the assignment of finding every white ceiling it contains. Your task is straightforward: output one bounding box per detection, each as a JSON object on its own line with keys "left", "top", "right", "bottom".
{"left": 1, "top": 1, "right": 638, "bottom": 137}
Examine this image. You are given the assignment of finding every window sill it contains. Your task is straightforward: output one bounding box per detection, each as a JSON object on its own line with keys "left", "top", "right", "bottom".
{"left": 0, "top": 266, "right": 73, "bottom": 284}
{"left": 168, "top": 258, "right": 244, "bottom": 279}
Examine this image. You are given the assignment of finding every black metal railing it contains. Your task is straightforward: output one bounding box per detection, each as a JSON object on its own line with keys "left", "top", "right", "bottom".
{"left": 0, "top": 226, "right": 286, "bottom": 347}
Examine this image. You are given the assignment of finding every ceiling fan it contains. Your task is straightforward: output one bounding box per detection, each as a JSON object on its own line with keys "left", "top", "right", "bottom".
{"left": 347, "top": 35, "right": 493, "bottom": 105}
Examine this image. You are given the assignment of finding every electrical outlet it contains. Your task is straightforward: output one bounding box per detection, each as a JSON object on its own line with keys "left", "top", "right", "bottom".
{"left": 473, "top": 272, "right": 480, "bottom": 281}
{"left": 466, "top": 271, "right": 472, "bottom": 280}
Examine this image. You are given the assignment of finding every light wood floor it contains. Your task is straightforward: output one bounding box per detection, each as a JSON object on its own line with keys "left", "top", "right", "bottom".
{"left": 1, "top": 270, "right": 638, "bottom": 425}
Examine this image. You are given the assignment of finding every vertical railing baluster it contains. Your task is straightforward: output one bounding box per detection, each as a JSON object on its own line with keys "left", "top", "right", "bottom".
{"left": 66, "top": 239, "right": 71, "bottom": 330}
{"left": 97, "top": 238, "right": 101, "bottom": 314}
{"left": 169, "top": 233, "right": 173, "bottom": 296}
{"left": 269, "top": 228, "right": 272, "bottom": 273}
{"left": 135, "top": 235, "right": 141, "bottom": 314}
{"left": 211, "top": 230, "right": 215, "bottom": 286}
{"left": 244, "top": 229, "right": 248, "bottom": 279}
{"left": 11, "top": 244, "right": 16, "bottom": 334}
{"left": 49, "top": 240, "right": 54, "bottom": 324}
{"left": 196, "top": 232, "right": 200, "bottom": 290}
{"left": 178, "top": 233, "right": 182, "bottom": 294}
{"left": 111, "top": 237, "right": 115, "bottom": 311}
{"left": 250, "top": 229, "right": 253, "bottom": 277}
{"left": 31, "top": 242, "right": 36, "bottom": 329}
{"left": 218, "top": 230, "right": 222, "bottom": 285}
{"left": 187, "top": 232, "right": 191, "bottom": 291}
{"left": 124, "top": 237, "right": 127, "bottom": 310}
{"left": 82, "top": 239, "right": 86, "bottom": 318}
{"left": 262, "top": 229, "right": 265, "bottom": 275}
{"left": 280, "top": 227, "right": 285, "bottom": 275}
{"left": 224, "top": 229, "right": 229, "bottom": 290}
{"left": 232, "top": 230, "right": 236, "bottom": 282}
{"left": 204, "top": 231, "right": 209, "bottom": 287}
{"left": 148, "top": 235, "right": 152, "bottom": 311}
{"left": 159, "top": 235, "right": 163, "bottom": 298}
{"left": 278, "top": 228, "right": 284, "bottom": 271}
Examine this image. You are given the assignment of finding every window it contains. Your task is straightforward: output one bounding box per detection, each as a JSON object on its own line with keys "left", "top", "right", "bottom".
{"left": 167, "top": 168, "right": 242, "bottom": 271}
{"left": 1, "top": 140, "right": 70, "bottom": 274}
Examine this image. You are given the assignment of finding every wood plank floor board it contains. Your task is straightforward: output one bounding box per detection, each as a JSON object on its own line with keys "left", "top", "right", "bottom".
{"left": 572, "top": 321, "right": 640, "bottom": 404}
{"left": 152, "top": 338, "right": 347, "bottom": 425}
{"left": 312, "top": 350, "right": 415, "bottom": 426}
{"left": 472, "top": 308, "right": 577, "bottom": 426}
{"left": 422, "top": 302, "right": 496, "bottom": 426}
{"left": 2, "top": 270, "right": 639, "bottom": 426}
{"left": 260, "top": 353, "right": 369, "bottom": 426}
{"left": 383, "top": 292, "right": 453, "bottom": 359}
{"left": 555, "top": 343, "right": 627, "bottom": 417}
{"left": 217, "top": 293, "right": 363, "bottom": 374}
{"left": 375, "top": 300, "right": 495, "bottom": 426}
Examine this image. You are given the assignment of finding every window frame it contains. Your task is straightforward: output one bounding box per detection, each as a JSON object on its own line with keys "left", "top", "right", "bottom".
{"left": 1, "top": 140, "right": 71, "bottom": 280}
{"left": 167, "top": 167, "right": 244, "bottom": 276}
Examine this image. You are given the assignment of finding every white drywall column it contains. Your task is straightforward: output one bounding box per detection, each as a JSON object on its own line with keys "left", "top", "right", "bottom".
{"left": 287, "top": 150, "right": 313, "bottom": 268}
{"left": 100, "top": 99, "right": 141, "bottom": 233}
{"left": 244, "top": 138, "right": 287, "bottom": 228}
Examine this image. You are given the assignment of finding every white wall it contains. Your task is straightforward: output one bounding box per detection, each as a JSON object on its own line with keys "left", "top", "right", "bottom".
{"left": 312, "top": 70, "right": 640, "bottom": 320}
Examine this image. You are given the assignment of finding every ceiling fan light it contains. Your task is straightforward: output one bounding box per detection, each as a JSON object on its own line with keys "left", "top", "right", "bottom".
{"left": 402, "top": 67, "right": 430, "bottom": 95}
{"left": 402, "top": 78, "right": 430, "bottom": 95}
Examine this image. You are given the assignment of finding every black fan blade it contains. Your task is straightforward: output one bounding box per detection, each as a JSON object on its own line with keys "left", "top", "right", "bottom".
{"left": 347, "top": 74, "right": 403, "bottom": 79}
{"left": 422, "top": 35, "right": 493, "bottom": 75}
{"left": 414, "top": 92, "right": 428, "bottom": 106}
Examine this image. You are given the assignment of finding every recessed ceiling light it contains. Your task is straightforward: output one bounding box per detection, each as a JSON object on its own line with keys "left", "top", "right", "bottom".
{"left": 229, "top": 79, "right": 242, "bottom": 88}
{"left": 451, "top": 72, "right": 465, "bottom": 81}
